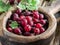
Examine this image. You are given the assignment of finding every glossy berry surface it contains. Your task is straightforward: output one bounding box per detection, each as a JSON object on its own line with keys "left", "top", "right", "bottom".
{"left": 24, "top": 25, "right": 31, "bottom": 32}
{"left": 29, "top": 21, "right": 33, "bottom": 26}
{"left": 40, "top": 19, "right": 46, "bottom": 25}
{"left": 20, "top": 15, "right": 25, "bottom": 20}
{"left": 6, "top": 9, "right": 49, "bottom": 36}
{"left": 16, "top": 9, "right": 21, "bottom": 15}
{"left": 39, "top": 14, "right": 44, "bottom": 19}
{"left": 24, "top": 10, "right": 31, "bottom": 16}
{"left": 33, "top": 18, "right": 39, "bottom": 23}
{"left": 26, "top": 16, "right": 32, "bottom": 21}
{"left": 33, "top": 11, "right": 39, "bottom": 19}
{"left": 34, "top": 28, "right": 40, "bottom": 35}
{"left": 14, "top": 28, "right": 22, "bottom": 34}
{"left": 12, "top": 13, "right": 19, "bottom": 21}
{"left": 21, "top": 19, "right": 28, "bottom": 27}
{"left": 40, "top": 27, "right": 45, "bottom": 33}
{"left": 36, "top": 23, "right": 42, "bottom": 28}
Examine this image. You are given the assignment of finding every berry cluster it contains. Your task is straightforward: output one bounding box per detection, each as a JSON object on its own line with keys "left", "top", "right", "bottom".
{"left": 6, "top": 9, "right": 49, "bottom": 36}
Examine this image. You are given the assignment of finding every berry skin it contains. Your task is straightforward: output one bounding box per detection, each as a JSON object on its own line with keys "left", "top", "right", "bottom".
{"left": 29, "top": 21, "right": 33, "bottom": 26}
{"left": 33, "top": 11, "right": 39, "bottom": 19}
{"left": 24, "top": 10, "right": 31, "bottom": 16}
{"left": 20, "top": 15, "right": 25, "bottom": 20}
{"left": 26, "top": 16, "right": 33, "bottom": 26}
{"left": 26, "top": 16, "right": 32, "bottom": 21}
{"left": 17, "top": 15, "right": 25, "bottom": 24}
{"left": 33, "top": 18, "right": 39, "bottom": 23}
{"left": 21, "top": 19, "right": 28, "bottom": 27}
{"left": 14, "top": 28, "right": 22, "bottom": 35}
{"left": 16, "top": 9, "right": 21, "bottom": 15}
{"left": 13, "top": 13, "right": 19, "bottom": 21}
{"left": 39, "top": 14, "right": 44, "bottom": 19}
{"left": 33, "top": 24, "right": 36, "bottom": 27}
{"left": 36, "top": 23, "right": 42, "bottom": 28}
{"left": 40, "top": 27, "right": 45, "bottom": 33}
{"left": 34, "top": 28, "right": 40, "bottom": 35}
{"left": 9, "top": 0, "right": 15, "bottom": 5}
{"left": 7, "top": 27, "right": 12, "bottom": 32}
{"left": 24, "top": 25, "right": 31, "bottom": 32}
{"left": 40, "top": 19, "right": 46, "bottom": 25}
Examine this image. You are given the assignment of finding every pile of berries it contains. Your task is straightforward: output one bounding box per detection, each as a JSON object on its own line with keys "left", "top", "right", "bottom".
{"left": 6, "top": 9, "right": 49, "bottom": 36}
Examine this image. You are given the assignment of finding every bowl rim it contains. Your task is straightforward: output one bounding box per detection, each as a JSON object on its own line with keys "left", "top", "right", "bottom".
{"left": 2, "top": 8, "right": 57, "bottom": 40}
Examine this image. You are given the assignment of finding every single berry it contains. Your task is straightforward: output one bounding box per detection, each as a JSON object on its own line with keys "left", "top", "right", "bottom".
{"left": 26, "top": 16, "right": 33, "bottom": 26}
{"left": 40, "top": 27, "right": 45, "bottom": 33}
{"left": 40, "top": 19, "right": 46, "bottom": 25}
{"left": 36, "top": 23, "right": 42, "bottom": 28}
{"left": 7, "top": 27, "right": 12, "bottom": 32}
{"left": 20, "top": 15, "right": 25, "bottom": 20}
{"left": 39, "top": 14, "right": 44, "bottom": 19}
{"left": 24, "top": 25, "right": 31, "bottom": 32}
{"left": 34, "top": 28, "right": 40, "bottom": 35}
{"left": 24, "top": 10, "right": 31, "bottom": 16}
{"left": 16, "top": 9, "right": 21, "bottom": 15}
{"left": 33, "top": 11, "right": 39, "bottom": 19}
{"left": 21, "top": 19, "right": 27, "bottom": 27}
{"left": 13, "top": 13, "right": 19, "bottom": 21}
{"left": 14, "top": 28, "right": 22, "bottom": 34}
{"left": 29, "top": 21, "right": 33, "bottom": 26}
{"left": 26, "top": 16, "right": 32, "bottom": 21}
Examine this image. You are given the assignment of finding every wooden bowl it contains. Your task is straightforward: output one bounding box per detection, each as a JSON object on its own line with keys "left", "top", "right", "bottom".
{"left": 2, "top": 8, "right": 57, "bottom": 43}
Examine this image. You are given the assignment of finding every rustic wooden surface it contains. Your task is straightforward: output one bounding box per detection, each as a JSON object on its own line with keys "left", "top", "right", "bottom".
{"left": 0, "top": 0, "right": 60, "bottom": 45}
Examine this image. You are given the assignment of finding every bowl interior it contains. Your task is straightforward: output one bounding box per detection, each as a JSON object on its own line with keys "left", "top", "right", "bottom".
{"left": 3, "top": 8, "right": 57, "bottom": 40}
